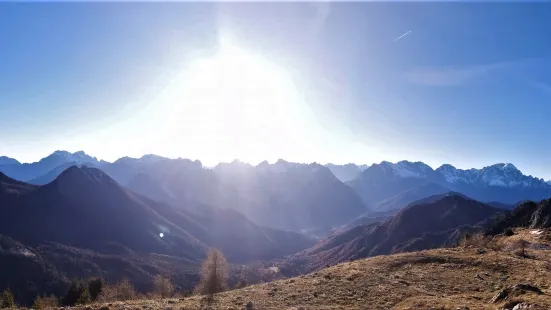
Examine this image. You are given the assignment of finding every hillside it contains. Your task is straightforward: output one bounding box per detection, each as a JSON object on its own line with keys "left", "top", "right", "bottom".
{"left": 486, "top": 198, "right": 551, "bottom": 235}
{"left": 279, "top": 194, "right": 503, "bottom": 272}
{"left": 0, "top": 167, "right": 315, "bottom": 304}
{"left": 76, "top": 229, "right": 551, "bottom": 310}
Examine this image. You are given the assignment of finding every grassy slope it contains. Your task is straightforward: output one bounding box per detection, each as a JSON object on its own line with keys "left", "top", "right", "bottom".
{"left": 68, "top": 229, "right": 551, "bottom": 310}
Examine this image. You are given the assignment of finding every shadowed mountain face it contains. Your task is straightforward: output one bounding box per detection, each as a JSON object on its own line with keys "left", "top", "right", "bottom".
{"left": 0, "top": 166, "right": 314, "bottom": 263}
{"left": 374, "top": 182, "right": 450, "bottom": 212}
{"left": 486, "top": 198, "right": 551, "bottom": 235}
{"left": 1, "top": 166, "right": 316, "bottom": 305}
{"left": 279, "top": 194, "right": 503, "bottom": 272}
{"left": 118, "top": 159, "right": 368, "bottom": 233}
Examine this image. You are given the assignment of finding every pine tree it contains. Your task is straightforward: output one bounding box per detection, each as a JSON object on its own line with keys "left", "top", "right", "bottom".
{"left": 63, "top": 281, "right": 90, "bottom": 306}
{"left": 1, "top": 288, "right": 15, "bottom": 309}
{"left": 32, "top": 295, "right": 58, "bottom": 309}
{"left": 88, "top": 278, "right": 104, "bottom": 301}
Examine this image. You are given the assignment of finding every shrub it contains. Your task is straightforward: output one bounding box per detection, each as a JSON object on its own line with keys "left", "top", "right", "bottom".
{"left": 88, "top": 277, "right": 105, "bottom": 301}
{"left": 32, "top": 295, "right": 59, "bottom": 309}
{"left": 236, "top": 278, "right": 247, "bottom": 289}
{"left": 504, "top": 228, "right": 514, "bottom": 236}
{"left": 98, "top": 278, "right": 137, "bottom": 302}
{"left": 195, "top": 248, "right": 229, "bottom": 296}
{"left": 460, "top": 233, "right": 489, "bottom": 248}
{"left": 513, "top": 239, "right": 529, "bottom": 258}
{"left": 1, "top": 288, "right": 16, "bottom": 309}
{"left": 153, "top": 275, "right": 175, "bottom": 299}
{"left": 63, "top": 281, "right": 90, "bottom": 306}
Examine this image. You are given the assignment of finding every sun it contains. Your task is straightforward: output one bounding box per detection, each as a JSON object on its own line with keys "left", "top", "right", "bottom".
{"left": 157, "top": 36, "right": 316, "bottom": 165}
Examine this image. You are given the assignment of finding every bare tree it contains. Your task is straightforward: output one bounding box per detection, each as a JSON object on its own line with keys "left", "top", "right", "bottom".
{"left": 195, "top": 248, "right": 229, "bottom": 296}
{"left": 98, "top": 278, "right": 137, "bottom": 302}
{"left": 153, "top": 275, "right": 174, "bottom": 299}
{"left": 514, "top": 239, "right": 529, "bottom": 258}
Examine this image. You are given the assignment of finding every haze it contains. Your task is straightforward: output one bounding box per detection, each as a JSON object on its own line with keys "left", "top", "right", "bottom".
{"left": 1, "top": 2, "right": 551, "bottom": 178}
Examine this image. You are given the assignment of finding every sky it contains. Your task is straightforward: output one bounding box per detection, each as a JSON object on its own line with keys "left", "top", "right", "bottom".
{"left": 1, "top": 2, "right": 551, "bottom": 178}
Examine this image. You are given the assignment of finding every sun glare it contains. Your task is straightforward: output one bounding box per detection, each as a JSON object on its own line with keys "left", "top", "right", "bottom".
{"left": 156, "top": 36, "right": 318, "bottom": 164}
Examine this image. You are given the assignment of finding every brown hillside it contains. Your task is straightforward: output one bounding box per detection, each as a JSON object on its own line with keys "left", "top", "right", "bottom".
{"left": 67, "top": 229, "right": 551, "bottom": 310}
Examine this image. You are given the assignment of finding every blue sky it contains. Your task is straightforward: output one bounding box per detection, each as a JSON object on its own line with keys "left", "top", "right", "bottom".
{"left": 1, "top": 2, "right": 551, "bottom": 178}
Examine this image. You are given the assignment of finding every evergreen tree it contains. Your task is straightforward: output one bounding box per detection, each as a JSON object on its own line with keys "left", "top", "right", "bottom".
{"left": 1, "top": 288, "right": 15, "bottom": 309}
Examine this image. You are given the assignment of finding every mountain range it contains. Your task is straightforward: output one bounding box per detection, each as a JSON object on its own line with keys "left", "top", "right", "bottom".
{"left": 2, "top": 150, "right": 551, "bottom": 306}
{"left": 347, "top": 160, "right": 551, "bottom": 209}
{"left": 0, "top": 165, "right": 318, "bottom": 303}
{"left": 0, "top": 167, "right": 314, "bottom": 263}
{"left": 0, "top": 152, "right": 369, "bottom": 233}
{"left": 3, "top": 152, "right": 551, "bottom": 208}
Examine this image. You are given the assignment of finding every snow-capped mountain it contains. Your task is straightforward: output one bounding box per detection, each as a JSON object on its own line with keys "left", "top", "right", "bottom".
{"left": 364, "top": 160, "right": 549, "bottom": 189}
{"left": 436, "top": 163, "right": 549, "bottom": 189}
{"left": 348, "top": 160, "right": 551, "bottom": 207}
{"left": 380, "top": 160, "right": 434, "bottom": 179}
{"left": 48, "top": 150, "right": 99, "bottom": 165}
{"left": 0, "top": 151, "right": 100, "bottom": 182}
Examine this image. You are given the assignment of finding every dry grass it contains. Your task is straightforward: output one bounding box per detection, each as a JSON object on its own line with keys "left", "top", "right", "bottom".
{"left": 63, "top": 229, "right": 551, "bottom": 310}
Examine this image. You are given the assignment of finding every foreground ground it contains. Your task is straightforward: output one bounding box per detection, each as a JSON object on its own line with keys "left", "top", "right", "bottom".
{"left": 69, "top": 229, "right": 551, "bottom": 310}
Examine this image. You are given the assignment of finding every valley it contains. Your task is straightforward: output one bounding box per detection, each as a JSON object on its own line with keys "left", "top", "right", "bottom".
{"left": 1, "top": 151, "right": 551, "bottom": 308}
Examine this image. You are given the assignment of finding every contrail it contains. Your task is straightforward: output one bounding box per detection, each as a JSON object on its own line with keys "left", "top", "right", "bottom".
{"left": 392, "top": 30, "right": 412, "bottom": 43}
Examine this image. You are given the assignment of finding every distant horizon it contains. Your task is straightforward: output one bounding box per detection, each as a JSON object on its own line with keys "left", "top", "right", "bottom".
{"left": 2, "top": 149, "right": 549, "bottom": 181}
{"left": 3, "top": 3, "right": 551, "bottom": 179}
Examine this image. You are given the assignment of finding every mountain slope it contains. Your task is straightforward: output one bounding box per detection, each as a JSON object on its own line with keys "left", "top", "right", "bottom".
{"left": 1, "top": 166, "right": 207, "bottom": 260}
{"left": 486, "top": 198, "right": 551, "bottom": 235}
{"left": 121, "top": 159, "right": 368, "bottom": 232}
{"left": 283, "top": 194, "right": 503, "bottom": 271}
{"left": 105, "top": 237, "right": 551, "bottom": 310}
{"left": 0, "top": 166, "right": 314, "bottom": 263}
{"left": 374, "top": 182, "right": 450, "bottom": 212}
{"left": 26, "top": 161, "right": 94, "bottom": 185}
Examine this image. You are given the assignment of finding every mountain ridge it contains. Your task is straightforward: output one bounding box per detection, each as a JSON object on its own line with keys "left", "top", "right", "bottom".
{"left": 277, "top": 193, "right": 504, "bottom": 273}
{"left": 2, "top": 151, "right": 550, "bottom": 212}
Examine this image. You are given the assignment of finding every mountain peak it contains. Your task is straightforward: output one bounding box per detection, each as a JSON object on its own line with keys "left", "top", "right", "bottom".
{"left": 47, "top": 150, "right": 98, "bottom": 164}
{"left": 495, "top": 163, "right": 519, "bottom": 171}
{"left": 53, "top": 165, "right": 116, "bottom": 189}
{"left": 0, "top": 156, "right": 20, "bottom": 165}
{"left": 437, "top": 163, "right": 456, "bottom": 170}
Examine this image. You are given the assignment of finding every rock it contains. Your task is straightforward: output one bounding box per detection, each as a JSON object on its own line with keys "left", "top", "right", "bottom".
{"left": 511, "top": 283, "right": 544, "bottom": 294}
{"left": 512, "top": 303, "right": 531, "bottom": 310}
{"left": 475, "top": 273, "right": 484, "bottom": 280}
{"left": 489, "top": 283, "right": 544, "bottom": 303}
{"left": 490, "top": 288, "right": 510, "bottom": 303}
